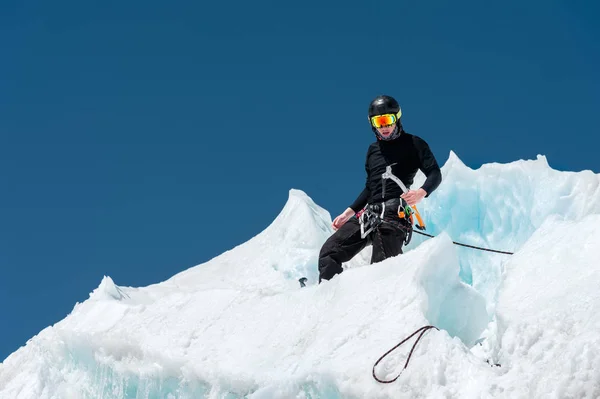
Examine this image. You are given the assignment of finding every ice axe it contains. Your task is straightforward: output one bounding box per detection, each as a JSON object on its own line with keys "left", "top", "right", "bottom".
{"left": 381, "top": 165, "right": 426, "bottom": 231}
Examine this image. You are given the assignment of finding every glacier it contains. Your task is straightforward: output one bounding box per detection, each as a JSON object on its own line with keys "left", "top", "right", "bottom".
{"left": 1, "top": 151, "right": 599, "bottom": 399}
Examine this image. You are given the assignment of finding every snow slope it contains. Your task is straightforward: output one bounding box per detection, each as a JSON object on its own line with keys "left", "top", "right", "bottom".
{"left": 1, "top": 152, "right": 599, "bottom": 399}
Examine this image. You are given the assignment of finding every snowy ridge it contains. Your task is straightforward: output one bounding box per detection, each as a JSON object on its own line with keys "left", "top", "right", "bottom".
{"left": 1, "top": 152, "right": 599, "bottom": 399}
{"left": 165, "top": 188, "right": 335, "bottom": 292}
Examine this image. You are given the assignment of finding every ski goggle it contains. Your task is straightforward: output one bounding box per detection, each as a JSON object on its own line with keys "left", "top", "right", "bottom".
{"left": 369, "top": 111, "right": 402, "bottom": 128}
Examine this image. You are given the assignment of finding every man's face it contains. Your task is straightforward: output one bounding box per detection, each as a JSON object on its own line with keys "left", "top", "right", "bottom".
{"left": 376, "top": 123, "right": 396, "bottom": 138}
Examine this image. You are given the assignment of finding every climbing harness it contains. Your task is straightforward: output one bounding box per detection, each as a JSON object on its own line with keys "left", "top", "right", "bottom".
{"left": 358, "top": 164, "right": 427, "bottom": 243}
{"left": 358, "top": 199, "right": 413, "bottom": 245}
{"left": 372, "top": 325, "right": 439, "bottom": 383}
{"left": 359, "top": 203, "right": 384, "bottom": 239}
{"left": 358, "top": 165, "right": 420, "bottom": 243}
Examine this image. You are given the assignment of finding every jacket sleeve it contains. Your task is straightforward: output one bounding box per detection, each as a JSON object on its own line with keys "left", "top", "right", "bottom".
{"left": 348, "top": 147, "right": 371, "bottom": 212}
{"left": 414, "top": 136, "right": 442, "bottom": 197}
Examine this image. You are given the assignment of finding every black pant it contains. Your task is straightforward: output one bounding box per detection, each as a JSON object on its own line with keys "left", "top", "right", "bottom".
{"left": 318, "top": 215, "right": 407, "bottom": 282}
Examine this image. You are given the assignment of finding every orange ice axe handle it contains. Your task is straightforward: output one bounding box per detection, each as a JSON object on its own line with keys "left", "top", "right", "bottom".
{"left": 411, "top": 206, "right": 426, "bottom": 230}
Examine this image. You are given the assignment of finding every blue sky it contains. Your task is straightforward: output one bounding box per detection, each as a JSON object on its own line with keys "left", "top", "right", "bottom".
{"left": 1, "top": 0, "right": 598, "bottom": 361}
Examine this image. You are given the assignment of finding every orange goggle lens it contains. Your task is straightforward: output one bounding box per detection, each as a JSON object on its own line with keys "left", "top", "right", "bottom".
{"left": 370, "top": 112, "right": 401, "bottom": 128}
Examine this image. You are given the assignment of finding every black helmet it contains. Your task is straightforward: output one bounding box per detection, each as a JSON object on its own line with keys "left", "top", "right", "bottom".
{"left": 368, "top": 95, "right": 403, "bottom": 141}
{"left": 368, "top": 95, "right": 401, "bottom": 118}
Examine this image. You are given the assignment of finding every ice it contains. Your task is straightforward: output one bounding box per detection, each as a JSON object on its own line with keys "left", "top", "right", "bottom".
{"left": 493, "top": 214, "right": 600, "bottom": 398}
{"left": 1, "top": 152, "right": 599, "bottom": 399}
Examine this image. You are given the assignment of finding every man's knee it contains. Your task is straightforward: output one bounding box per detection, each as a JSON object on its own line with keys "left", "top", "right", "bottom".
{"left": 317, "top": 218, "right": 365, "bottom": 282}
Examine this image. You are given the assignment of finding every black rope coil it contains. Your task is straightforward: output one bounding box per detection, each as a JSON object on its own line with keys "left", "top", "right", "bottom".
{"left": 372, "top": 325, "right": 439, "bottom": 383}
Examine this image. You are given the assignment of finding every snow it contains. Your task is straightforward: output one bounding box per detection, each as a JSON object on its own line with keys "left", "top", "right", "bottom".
{"left": 1, "top": 152, "right": 599, "bottom": 399}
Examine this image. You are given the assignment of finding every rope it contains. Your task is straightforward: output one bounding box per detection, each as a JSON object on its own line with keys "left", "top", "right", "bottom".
{"left": 372, "top": 325, "right": 439, "bottom": 383}
{"left": 412, "top": 230, "right": 514, "bottom": 255}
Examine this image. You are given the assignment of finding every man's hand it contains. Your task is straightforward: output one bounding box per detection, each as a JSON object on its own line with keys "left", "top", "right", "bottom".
{"left": 401, "top": 188, "right": 427, "bottom": 206}
{"left": 332, "top": 207, "right": 355, "bottom": 230}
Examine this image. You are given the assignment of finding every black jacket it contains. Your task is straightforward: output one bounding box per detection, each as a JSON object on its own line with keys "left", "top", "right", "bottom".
{"left": 349, "top": 130, "right": 442, "bottom": 212}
